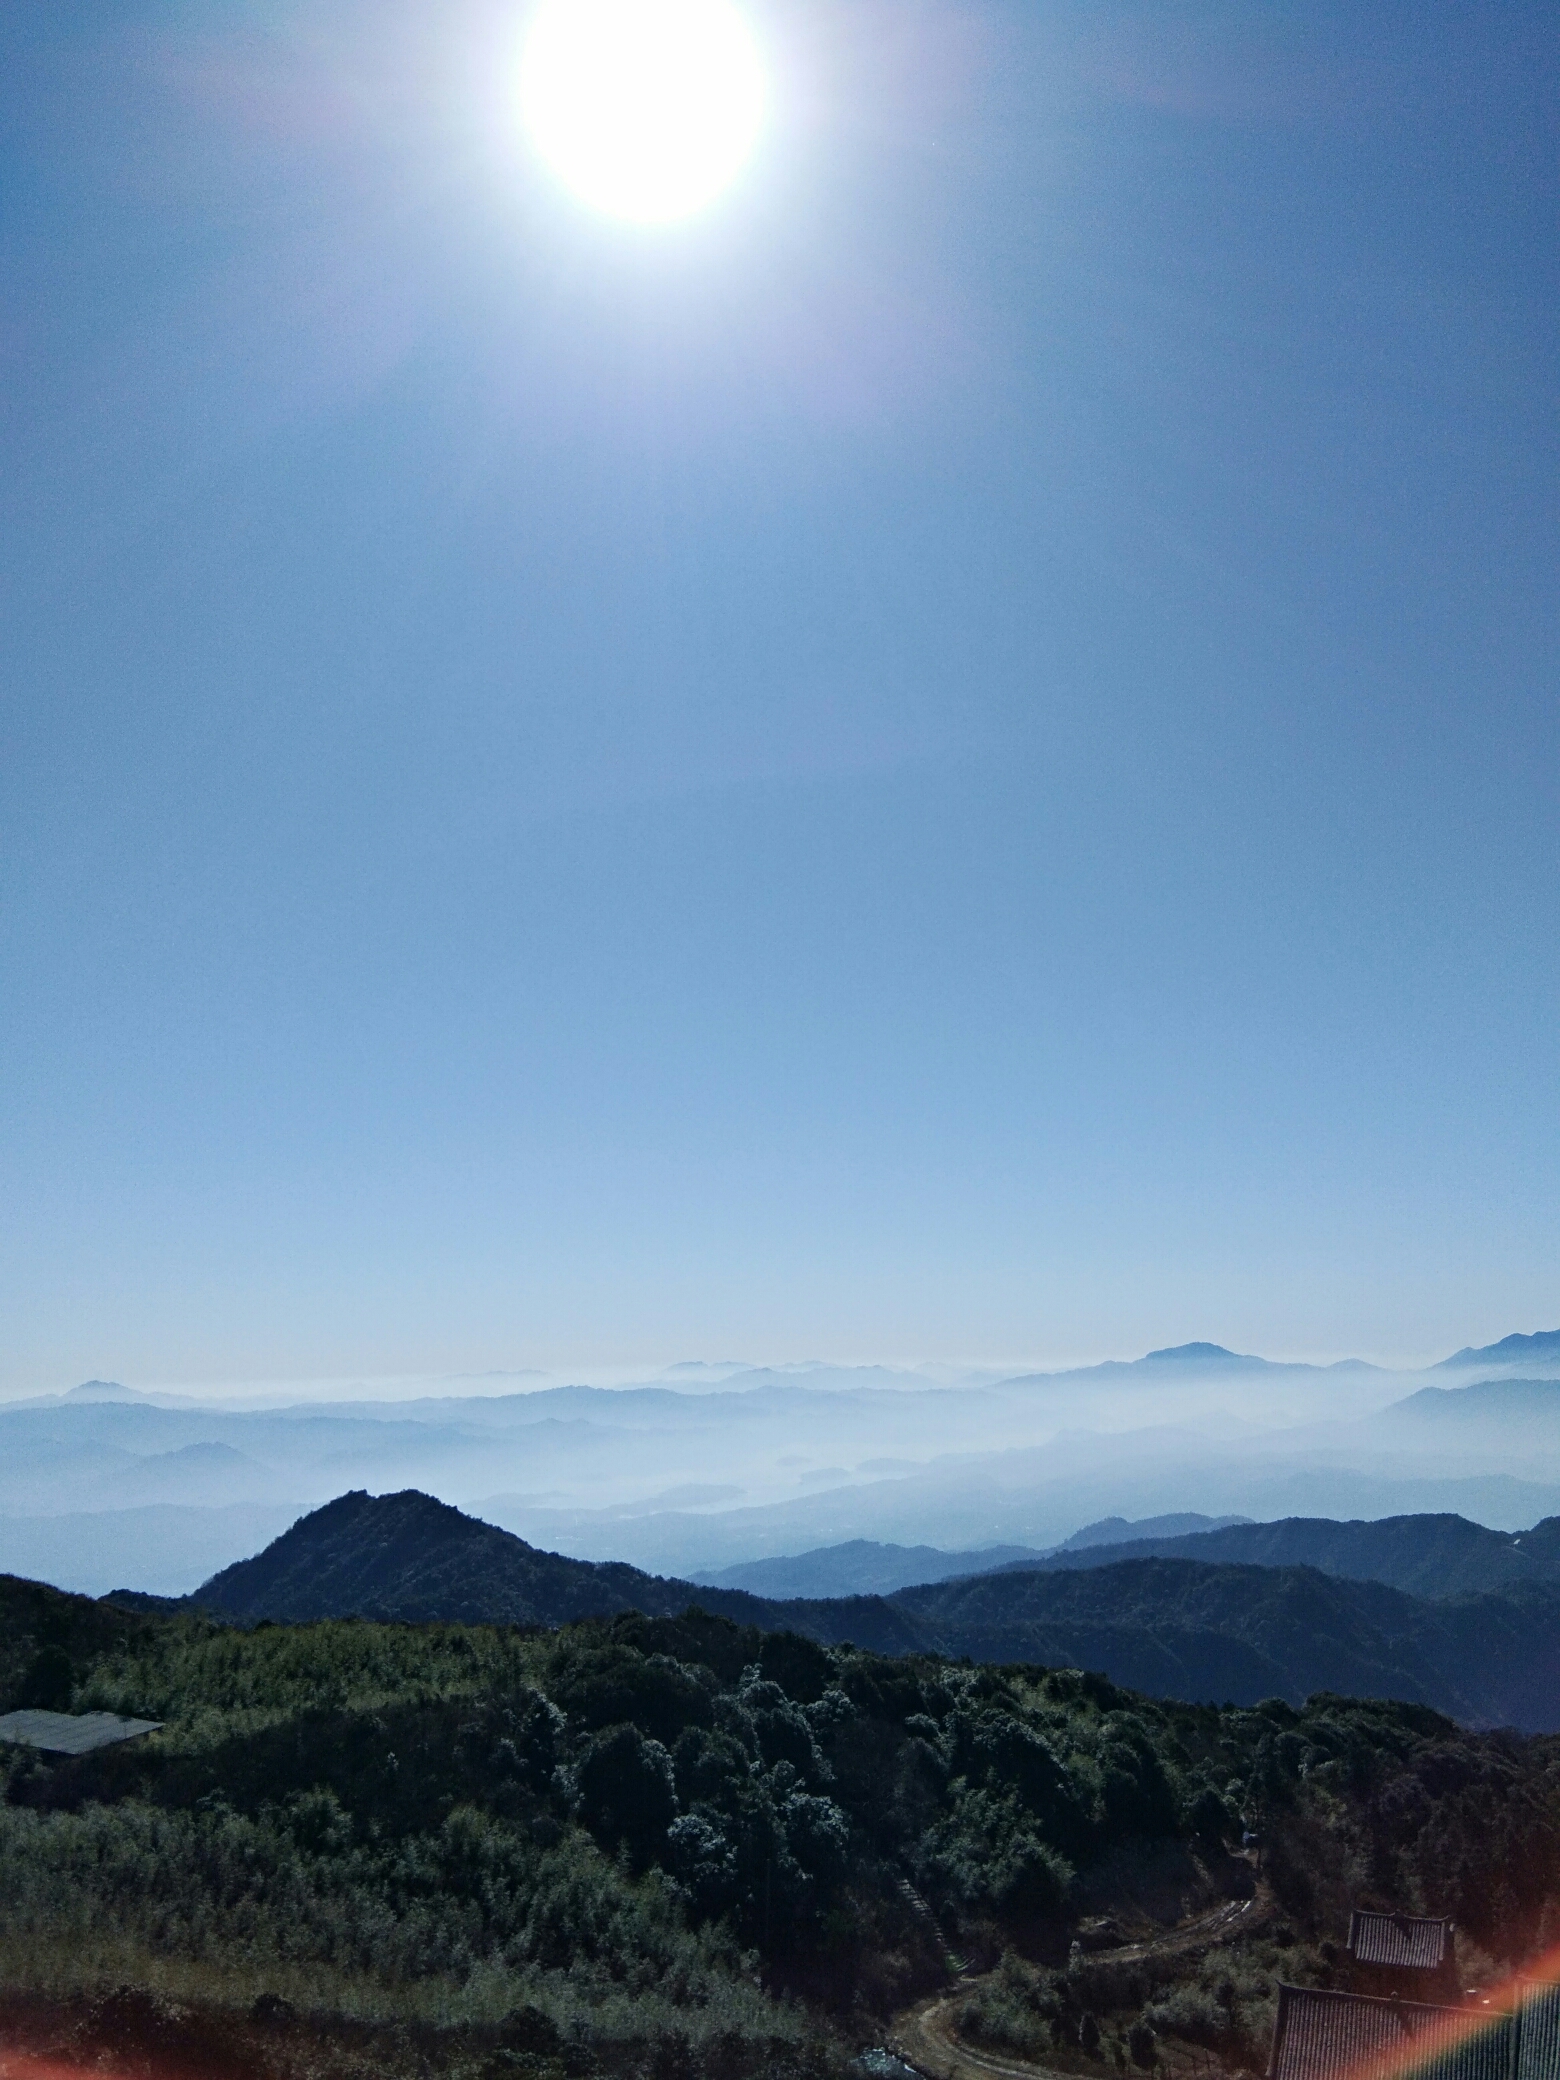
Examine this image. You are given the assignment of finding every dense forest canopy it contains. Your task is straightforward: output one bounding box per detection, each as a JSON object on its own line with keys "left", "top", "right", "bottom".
{"left": 3, "top": 1570, "right": 1560, "bottom": 2080}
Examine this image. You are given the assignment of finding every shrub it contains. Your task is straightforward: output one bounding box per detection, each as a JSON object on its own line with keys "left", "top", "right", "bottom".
{"left": 573, "top": 1724, "right": 678, "bottom": 1867}
{"left": 1185, "top": 1785, "right": 1234, "bottom": 1849}
{"left": 18, "top": 1644, "right": 74, "bottom": 1710}
{"left": 1143, "top": 1985, "right": 1233, "bottom": 2048}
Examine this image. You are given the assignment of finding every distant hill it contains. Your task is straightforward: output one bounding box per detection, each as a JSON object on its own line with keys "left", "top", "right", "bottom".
{"left": 690, "top": 1537, "right": 1047, "bottom": 1599}
{"left": 1059, "top": 1511, "right": 1253, "bottom": 1551}
{"left": 694, "top": 1515, "right": 1254, "bottom": 1598}
{"left": 184, "top": 1490, "right": 1560, "bottom": 1731}
{"left": 1016, "top": 1511, "right": 1560, "bottom": 1597}
{"left": 995, "top": 1341, "right": 1384, "bottom": 1390}
{"left": 1436, "top": 1330, "right": 1560, "bottom": 1372}
{"left": 1142, "top": 1342, "right": 1254, "bottom": 1364}
{"left": 1380, "top": 1377, "right": 1560, "bottom": 1431}
{"left": 65, "top": 1379, "right": 145, "bottom": 1402}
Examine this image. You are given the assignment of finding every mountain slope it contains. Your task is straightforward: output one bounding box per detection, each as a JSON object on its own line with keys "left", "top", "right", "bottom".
{"left": 1017, "top": 1511, "right": 1560, "bottom": 1597}
{"left": 691, "top": 1538, "right": 1048, "bottom": 1598}
{"left": 195, "top": 1489, "right": 716, "bottom": 1626}
{"left": 1378, "top": 1378, "right": 1560, "bottom": 1444}
{"left": 1059, "top": 1511, "right": 1253, "bottom": 1550}
{"left": 691, "top": 1516, "right": 1250, "bottom": 1598}
{"left": 891, "top": 1557, "right": 1469, "bottom": 1710}
{"left": 1436, "top": 1329, "right": 1560, "bottom": 1371}
{"left": 190, "top": 1490, "right": 927, "bottom": 1651}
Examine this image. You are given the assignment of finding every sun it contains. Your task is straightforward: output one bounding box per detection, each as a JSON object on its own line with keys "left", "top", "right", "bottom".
{"left": 519, "top": 0, "right": 767, "bottom": 225}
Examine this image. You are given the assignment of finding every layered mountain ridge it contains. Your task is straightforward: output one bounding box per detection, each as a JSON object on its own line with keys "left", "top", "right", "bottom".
{"left": 181, "top": 1488, "right": 1560, "bottom": 1733}
{"left": 8, "top": 1331, "right": 1560, "bottom": 1593}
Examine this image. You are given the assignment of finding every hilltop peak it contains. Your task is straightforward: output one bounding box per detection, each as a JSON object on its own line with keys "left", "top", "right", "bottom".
{"left": 193, "top": 1489, "right": 691, "bottom": 1627}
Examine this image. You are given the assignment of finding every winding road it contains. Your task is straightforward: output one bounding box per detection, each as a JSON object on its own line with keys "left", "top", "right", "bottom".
{"left": 889, "top": 1890, "right": 1273, "bottom": 2080}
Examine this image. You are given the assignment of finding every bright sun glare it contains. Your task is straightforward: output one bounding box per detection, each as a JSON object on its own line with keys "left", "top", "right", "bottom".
{"left": 519, "top": 0, "right": 767, "bottom": 224}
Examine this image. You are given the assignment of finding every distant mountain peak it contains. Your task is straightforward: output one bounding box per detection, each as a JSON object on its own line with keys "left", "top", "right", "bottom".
{"left": 1142, "top": 1342, "right": 1245, "bottom": 1364}
{"left": 65, "top": 1380, "right": 145, "bottom": 1401}
{"left": 1437, "top": 1330, "right": 1560, "bottom": 1370}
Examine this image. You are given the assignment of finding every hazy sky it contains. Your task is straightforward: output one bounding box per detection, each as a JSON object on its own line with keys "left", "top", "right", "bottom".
{"left": 3, "top": 0, "right": 1556, "bottom": 1390}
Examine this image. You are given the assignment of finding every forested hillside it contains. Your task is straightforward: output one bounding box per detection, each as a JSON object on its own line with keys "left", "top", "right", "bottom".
{"left": 3, "top": 1574, "right": 1560, "bottom": 2080}
{"left": 889, "top": 1559, "right": 1560, "bottom": 1730}
{"left": 189, "top": 1489, "right": 928, "bottom": 1652}
{"left": 186, "top": 1493, "right": 1560, "bottom": 1729}
{"left": 195, "top": 1488, "right": 715, "bottom": 1626}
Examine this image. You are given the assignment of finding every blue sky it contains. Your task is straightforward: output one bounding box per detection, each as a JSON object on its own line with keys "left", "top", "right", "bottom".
{"left": 2, "top": 0, "right": 1556, "bottom": 1389}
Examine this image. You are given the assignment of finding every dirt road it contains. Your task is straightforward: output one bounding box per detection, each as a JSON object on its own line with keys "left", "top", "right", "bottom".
{"left": 889, "top": 1889, "right": 1272, "bottom": 2080}
{"left": 1098, "top": 1892, "right": 1268, "bottom": 1964}
{"left": 891, "top": 1986, "right": 1076, "bottom": 2080}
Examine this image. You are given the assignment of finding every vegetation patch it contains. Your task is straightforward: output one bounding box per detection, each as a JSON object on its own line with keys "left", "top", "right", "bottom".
{"left": 2, "top": 1581, "right": 1559, "bottom": 2078}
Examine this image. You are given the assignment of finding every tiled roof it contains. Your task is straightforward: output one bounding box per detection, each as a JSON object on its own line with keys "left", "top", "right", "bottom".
{"left": 1350, "top": 1913, "right": 1455, "bottom": 1971}
{"left": 1269, "top": 1986, "right": 1512, "bottom": 2080}
{"left": 0, "top": 1710, "right": 163, "bottom": 1756}
{"left": 1516, "top": 1981, "right": 1560, "bottom": 2080}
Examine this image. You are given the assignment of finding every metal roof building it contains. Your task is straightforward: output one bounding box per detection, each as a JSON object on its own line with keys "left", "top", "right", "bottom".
{"left": 1349, "top": 1914, "right": 1456, "bottom": 1973}
{"left": 1269, "top": 1986, "right": 1512, "bottom": 2080}
{"left": 0, "top": 1709, "right": 162, "bottom": 1756}
{"left": 1516, "top": 1983, "right": 1560, "bottom": 2080}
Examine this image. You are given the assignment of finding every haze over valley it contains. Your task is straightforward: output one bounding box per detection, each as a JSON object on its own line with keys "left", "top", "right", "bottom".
{"left": 6, "top": 1329, "right": 1558, "bottom": 1597}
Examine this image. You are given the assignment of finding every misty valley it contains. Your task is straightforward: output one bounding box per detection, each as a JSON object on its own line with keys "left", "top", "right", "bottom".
{"left": 5, "top": 1334, "right": 1559, "bottom": 1597}
{"left": 3, "top": 1335, "right": 1560, "bottom": 2080}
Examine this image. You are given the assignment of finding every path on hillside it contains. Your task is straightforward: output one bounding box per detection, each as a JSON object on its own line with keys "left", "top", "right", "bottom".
{"left": 889, "top": 1889, "right": 1273, "bottom": 2080}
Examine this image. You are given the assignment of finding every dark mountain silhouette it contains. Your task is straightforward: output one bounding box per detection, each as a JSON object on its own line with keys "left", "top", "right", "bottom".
{"left": 188, "top": 1490, "right": 1560, "bottom": 1731}
{"left": 187, "top": 1491, "right": 927, "bottom": 1650}
{"left": 194, "top": 1490, "right": 727, "bottom": 1627}
{"left": 1014, "top": 1510, "right": 1560, "bottom": 1597}
{"left": 896, "top": 1558, "right": 1462, "bottom": 1710}
{"left": 888, "top": 1555, "right": 1560, "bottom": 1729}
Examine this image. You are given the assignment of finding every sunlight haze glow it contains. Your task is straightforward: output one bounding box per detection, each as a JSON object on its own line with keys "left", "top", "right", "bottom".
{"left": 518, "top": 0, "right": 766, "bottom": 223}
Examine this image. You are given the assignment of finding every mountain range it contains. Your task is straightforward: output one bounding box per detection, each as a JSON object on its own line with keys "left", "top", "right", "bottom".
{"left": 1007, "top": 1506, "right": 1560, "bottom": 1597}
{"left": 6, "top": 1333, "right": 1558, "bottom": 1596}
{"left": 173, "top": 1487, "right": 1560, "bottom": 1733}
{"left": 690, "top": 1513, "right": 1250, "bottom": 1598}
{"left": 478, "top": 1372, "right": 1560, "bottom": 1575}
